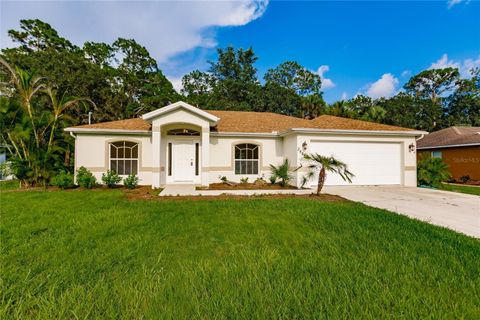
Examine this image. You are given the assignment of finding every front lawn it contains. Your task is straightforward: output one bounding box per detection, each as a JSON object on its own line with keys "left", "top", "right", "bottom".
{"left": 439, "top": 183, "right": 480, "bottom": 196}
{"left": 1, "top": 189, "right": 479, "bottom": 319}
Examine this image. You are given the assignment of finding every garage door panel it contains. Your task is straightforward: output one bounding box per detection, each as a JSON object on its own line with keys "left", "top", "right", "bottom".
{"left": 308, "top": 142, "right": 402, "bottom": 186}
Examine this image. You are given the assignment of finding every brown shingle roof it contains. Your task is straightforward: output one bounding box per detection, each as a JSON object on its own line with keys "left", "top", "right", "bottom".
{"left": 68, "top": 110, "right": 417, "bottom": 133}
{"left": 73, "top": 118, "right": 151, "bottom": 131}
{"left": 417, "top": 126, "right": 480, "bottom": 148}
{"left": 310, "top": 115, "right": 412, "bottom": 132}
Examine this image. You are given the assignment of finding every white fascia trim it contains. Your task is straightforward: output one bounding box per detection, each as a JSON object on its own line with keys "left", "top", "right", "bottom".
{"left": 210, "top": 131, "right": 278, "bottom": 137}
{"left": 279, "top": 128, "right": 427, "bottom": 137}
{"left": 417, "top": 143, "right": 480, "bottom": 149}
{"left": 141, "top": 101, "right": 220, "bottom": 123}
{"left": 64, "top": 128, "right": 151, "bottom": 135}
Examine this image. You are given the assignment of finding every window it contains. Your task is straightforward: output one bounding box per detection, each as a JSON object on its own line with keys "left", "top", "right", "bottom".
{"left": 110, "top": 141, "right": 138, "bottom": 175}
{"left": 234, "top": 143, "right": 259, "bottom": 174}
{"left": 431, "top": 151, "right": 442, "bottom": 159}
{"left": 167, "top": 128, "right": 200, "bottom": 136}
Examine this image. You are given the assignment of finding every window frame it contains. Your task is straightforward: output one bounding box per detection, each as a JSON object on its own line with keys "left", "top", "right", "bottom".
{"left": 431, "top": 151, "right": 442, "bottom": 159}
{"left": 109, "top": 141, "right": 139, "bottom": 176}
{"left": 234, "top": 143, "right": 259, "bottom": 175}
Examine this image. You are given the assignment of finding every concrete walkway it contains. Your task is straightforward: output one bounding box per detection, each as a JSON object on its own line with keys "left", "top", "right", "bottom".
{"left": 160, "top": 184, "right": 196, "bottom": 196}
{"left": 323, "top": 186, "right": 480, "bottom": 238}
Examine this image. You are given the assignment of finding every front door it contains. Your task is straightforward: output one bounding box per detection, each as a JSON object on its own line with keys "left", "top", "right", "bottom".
{"left": 172, "top": 141, "right": 195, "bottom": 182}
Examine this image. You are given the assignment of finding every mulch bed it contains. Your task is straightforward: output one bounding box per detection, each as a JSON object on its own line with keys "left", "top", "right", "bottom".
{"left": 197, "top": 182, "right": 298, "bottom": 191}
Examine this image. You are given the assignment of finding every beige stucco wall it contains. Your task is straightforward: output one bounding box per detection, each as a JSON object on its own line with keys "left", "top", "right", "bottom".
{"left": 208, "top": 135, "right": 284, "bottom": 184}
{"left": 75, "top": 134, "right": 153, "bottom": 185}
{"left": 73, "top": 130, "right": 418, "bottom": 187}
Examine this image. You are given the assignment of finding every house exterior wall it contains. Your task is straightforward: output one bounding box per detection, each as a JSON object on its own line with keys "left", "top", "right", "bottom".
{"left": 208, "top": 135, "right": 284, "bottom": 184}
{"left": 418, "top": 146, "right": 480, "bottom": 180}
{"left": 73, "top": 130, "right": 418, "bottom": 188}
{"left": 74, "top": 134, "right": 153, "bottom": 185}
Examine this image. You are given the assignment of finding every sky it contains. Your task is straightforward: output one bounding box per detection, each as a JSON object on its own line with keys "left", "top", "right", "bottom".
{"left": 1, "top": 0, "right": 479, "bottom": 102}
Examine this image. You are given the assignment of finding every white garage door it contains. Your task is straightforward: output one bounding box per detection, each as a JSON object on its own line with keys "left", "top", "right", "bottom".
{"left": 308, "top": 141, "right": 402, "bottom": 186}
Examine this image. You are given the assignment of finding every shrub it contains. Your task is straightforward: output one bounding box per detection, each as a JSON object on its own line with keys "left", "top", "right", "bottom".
{"left": 417, "top": 155, "right": 450, "bottom": 188}
{"left": 459, "top": 175, "right": 471, "bottom": 183}
{"left": 76, "top": 166, "right": 97, "bottom": 189}
{"left": 102, "top": 170, "right": 122, "bottom": 188}
{"left": 269, "top": 159, "right": 292, "bottom": 187}
{"left": 50, "top": 171, "right": 75, "bottom": 189}
{"left": 123, "top": 174, "right": 140, "bottom": 189}
{"left": 219, "top": 175, "right": 228, "bottom": 183}
{"left": 269, "top": 175, "right": 277, "bottom": 184}
{"left": 240, "top": 177, "right": 249, "bottom": 184}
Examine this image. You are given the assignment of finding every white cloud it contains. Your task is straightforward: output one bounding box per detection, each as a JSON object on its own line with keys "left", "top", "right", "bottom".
{"left": 316, "top": 65, "right": 336, "bottom": 89}
{"left": 366, "top": 73, "right": 399, "bottom": 99}
{"left": 401, "top": 70, "right": 411, "bottom": 77}
{"left": 429, "top": 53, "right": 480, "bottom": 77}
{"left": 168, "top": 76, "right": 184, "bottom": 93}
{"left": 1, "top": 0, "right": 268, "bottom": 66}
{"left": 341, "top": 92, "right": 348, "bottom": 100}
{"left": 447, "top": 0, "right": 465, "bottom": 8}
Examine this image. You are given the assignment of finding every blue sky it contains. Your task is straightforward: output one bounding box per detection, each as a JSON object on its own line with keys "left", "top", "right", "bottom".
{"left": 1, "top": 0, "right": 479, "bottom": 102}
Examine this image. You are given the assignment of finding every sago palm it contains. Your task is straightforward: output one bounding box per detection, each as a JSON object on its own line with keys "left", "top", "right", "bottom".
{"left": 269, "top": 159, "right": 292, "bottom": 187}
{"left": 302, "top": 153, "right": 354, "bottom": 195}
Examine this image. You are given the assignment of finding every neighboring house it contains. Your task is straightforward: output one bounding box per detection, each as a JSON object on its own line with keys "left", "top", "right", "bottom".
{"left": 65, "top": 101, "right": 425, "bottom": 188}
{"left": 417, "top": 126, "right": 480, "bottom": 180}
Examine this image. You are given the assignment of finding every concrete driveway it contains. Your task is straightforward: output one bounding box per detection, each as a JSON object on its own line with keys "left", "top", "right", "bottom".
{"left": 323, "top": 186, "right": 480, "bottom": 238}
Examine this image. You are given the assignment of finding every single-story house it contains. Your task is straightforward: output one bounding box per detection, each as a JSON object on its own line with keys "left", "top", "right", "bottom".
{"left": 417, "top": 126, "right": 480, "bottom": 180}
{"left": 65, "top": 101, "right": 425, "bottom": 188}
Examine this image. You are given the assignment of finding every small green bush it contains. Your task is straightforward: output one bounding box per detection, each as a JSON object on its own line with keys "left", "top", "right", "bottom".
{"left": 269, "top": 159, "right": 292, "bottom": 187}
{"left": 123, "top": 174, "right": 140, "bottom": 189}
{"left": 240, "top": 177, "right": 249, "bottom": 184}
{"left": 102, "top": 170, "right": 122, "bottom": 188}
{"left": 417, "top": 155, "right": 450, "bottom": 188}
{"left": 76, "top": 166, "right": 97, "bottom": 189}
{"left": 219, "top": 175, "right": 228, "bottom": 183}
{"left": 269, "top": 175, "right": 277, "bottom": 184}
{"left": 459, "top": 175, "right": 470, "bottom": 183}
{"left": 50, "top": 171, "right": 75, "bottom": 189}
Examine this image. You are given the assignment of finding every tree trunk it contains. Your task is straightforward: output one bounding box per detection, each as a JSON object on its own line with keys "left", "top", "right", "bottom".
{"left": 317, "top": 167, "right": 326, "bottom": 195}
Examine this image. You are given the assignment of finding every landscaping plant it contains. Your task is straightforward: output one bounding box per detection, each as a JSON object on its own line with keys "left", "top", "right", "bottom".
{"left": 50, "top": 171, "right": 75, "bottom": 189}
{"left": 123, "top": 174, "right": 140, "bottom": 189}
{"left": 417, "top": 155, "right": 451, "bottom": 188}
{"left": 102, "top": 170, "right": 122, "bottom": 188}
{"left": 240, "top": 177, "right": 249, "bottom": 184}
{"left": 76, "top": 166, "right": 96, "bottom": 189}
{"left": 301, "top": 153, "right": 354, "bottom": 195}
{"left": 269, "top": 159, "right": 292, "bottom": 187}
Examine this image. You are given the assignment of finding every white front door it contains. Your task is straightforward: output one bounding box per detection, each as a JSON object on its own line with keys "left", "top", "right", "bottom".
{"left": 172, "top": 141, "right": 195, "bottom": 182}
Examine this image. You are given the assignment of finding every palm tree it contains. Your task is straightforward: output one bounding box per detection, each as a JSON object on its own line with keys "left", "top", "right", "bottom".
{"left": 0, "top": 57, "right": 45, "bottom": 148}
{"left": 302, "top": 153, "right": 354, "bottom": 195}
{"left": 44, "top": 87, "right": 95, "bottom": 153}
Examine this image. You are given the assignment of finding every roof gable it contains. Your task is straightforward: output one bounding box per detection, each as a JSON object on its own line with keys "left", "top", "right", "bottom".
{"left": 141, "top": 101, "right": 220, "bottom": 124}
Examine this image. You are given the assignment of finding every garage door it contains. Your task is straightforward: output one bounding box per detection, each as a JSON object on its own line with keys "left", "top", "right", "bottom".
{"left": 308, "top": 141, "right": 402, "bottom": 186}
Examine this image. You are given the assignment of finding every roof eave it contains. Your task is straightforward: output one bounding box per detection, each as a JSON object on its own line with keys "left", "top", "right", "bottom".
{"left": 417, "top": 143, "right": 480, "bottom": 149}
{"left": 279, "top": 128, "right": 427, "bottom": 137}
{"left": 141, "top": 101, "right": 220, "bottom": 124}
{"left": 64, "top": 128, "right": 151, "bottom": 135}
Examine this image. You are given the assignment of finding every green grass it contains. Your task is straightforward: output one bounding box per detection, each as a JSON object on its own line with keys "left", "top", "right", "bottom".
{"left": 0, "top": 180, "right": 20, "bottom": 191}
{"left": 439, "top": 183, "right": 480, "bottom": 196}
{"left": 1, "top": 189, "right": 479, "bottom": 319}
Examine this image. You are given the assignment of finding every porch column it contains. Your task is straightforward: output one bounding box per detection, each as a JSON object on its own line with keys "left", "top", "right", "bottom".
{"left": 152, "top": 125, "right": 162, "bottom": 188}
{"left": 201, "top": 126, "right": 210, "bottom": 186}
